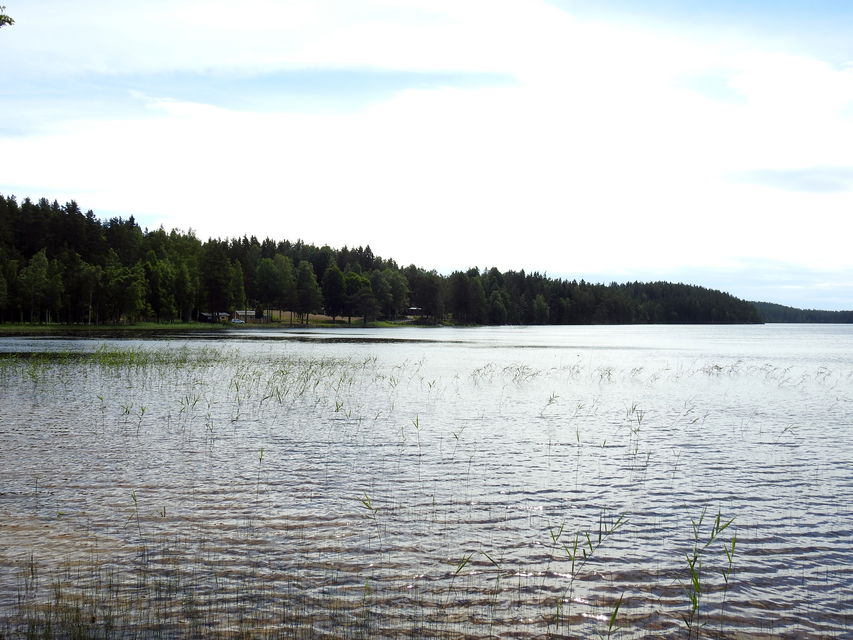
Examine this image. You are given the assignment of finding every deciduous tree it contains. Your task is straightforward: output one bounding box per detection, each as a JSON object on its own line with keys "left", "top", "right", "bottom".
{"left": 230, "top": 259, "right": 246, "bottom": 316}
{"left": 322, "top": 263, "right": 345, "bottom": 322}
{"left": 18, "top": 249, "right": 48, "bottom": 322}
{"left": 295, "top": 260, "right": 322, "bottom": 324}
{"left": 0, "top": 270, "right": 7, "bottom": 321}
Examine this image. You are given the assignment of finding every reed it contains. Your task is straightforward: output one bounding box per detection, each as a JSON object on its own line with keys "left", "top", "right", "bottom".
{"left": 547, "top": 510, "right": 628, "bottom": 633}
{"left": 682, "top": 508, "right": 735, "bottom": 639}
{"left": 2, "top": 343, "right": 845, "bottom": 638}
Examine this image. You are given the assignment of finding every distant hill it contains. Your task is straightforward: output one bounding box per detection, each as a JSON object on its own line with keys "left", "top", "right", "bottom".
{"left": 752, "top": 301, "right": 853, "bottom": 323}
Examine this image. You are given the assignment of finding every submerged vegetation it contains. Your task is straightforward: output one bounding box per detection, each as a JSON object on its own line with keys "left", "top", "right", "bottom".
{"left": 0, "top": 194, "right": 763, "bottom": 326}
{"left": 2, "top": 335, "right": 851, "bottom": 638}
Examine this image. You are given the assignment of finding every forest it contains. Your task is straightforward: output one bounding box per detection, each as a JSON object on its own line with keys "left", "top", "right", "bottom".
{"left": 0, "top": 194, "right": 764, "bottom": 325}
{"left": 752, "top": 301, "right": 853, "bottom": 323}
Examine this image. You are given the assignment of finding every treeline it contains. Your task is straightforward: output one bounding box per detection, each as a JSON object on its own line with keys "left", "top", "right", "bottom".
{"left": 752, "top": 301, "right": 853, "bottom": 323}
{"left": 0, "top": 194, "right": 762, "bottom": 325}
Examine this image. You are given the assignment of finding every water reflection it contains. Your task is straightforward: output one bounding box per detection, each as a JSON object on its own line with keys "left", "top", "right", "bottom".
{"left": 0, "top": 325, "right": 851, "bottom": 638}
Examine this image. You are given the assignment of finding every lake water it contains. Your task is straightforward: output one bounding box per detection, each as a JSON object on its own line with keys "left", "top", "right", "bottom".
{"left": 0, "top": 325, "right": 851, "bottom": 638}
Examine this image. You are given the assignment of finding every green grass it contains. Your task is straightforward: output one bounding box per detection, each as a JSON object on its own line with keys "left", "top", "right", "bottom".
{"left": 0, "top": 317, "right": 434, "bottom": 334}
{"left": 0, "top": 321, "right": 222, "bottom": 335}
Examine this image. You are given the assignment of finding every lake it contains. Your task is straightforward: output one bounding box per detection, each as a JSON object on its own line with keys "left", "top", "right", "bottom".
{"left": 1, "top": 324, "right": 851, "bottom": 638}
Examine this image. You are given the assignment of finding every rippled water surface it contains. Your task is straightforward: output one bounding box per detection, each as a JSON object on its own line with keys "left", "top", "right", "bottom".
{"left": 1, "top": 325, "right": 852, "bottom": 638}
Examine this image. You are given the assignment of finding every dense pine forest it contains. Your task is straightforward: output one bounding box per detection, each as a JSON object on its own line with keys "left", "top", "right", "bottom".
{"left": 752, "top": 301, "right": 853, "bottom": 323}
{"left": 0, "top": 194, "right": 764, "bottom": 325}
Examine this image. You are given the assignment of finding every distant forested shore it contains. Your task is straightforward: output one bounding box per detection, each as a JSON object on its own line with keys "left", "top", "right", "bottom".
{"left": 751, "top": 301, "right": 853, "bottom": 323}
{"left": 0, "top": 193, "right": 830, "bottom": 326}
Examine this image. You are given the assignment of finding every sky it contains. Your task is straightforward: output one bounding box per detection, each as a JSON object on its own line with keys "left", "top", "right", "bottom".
{"left": 2, "top": 1, "right": 853, "bottom": 310}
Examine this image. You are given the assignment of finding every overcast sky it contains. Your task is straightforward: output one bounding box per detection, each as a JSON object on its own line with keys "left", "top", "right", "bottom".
{"left": 2, "top": 1, "right": 853, "bottom": 310}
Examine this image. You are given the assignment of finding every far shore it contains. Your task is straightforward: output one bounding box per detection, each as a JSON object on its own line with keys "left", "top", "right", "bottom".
{"left": 0, "top": 315, "right": 441, "bottom": 335}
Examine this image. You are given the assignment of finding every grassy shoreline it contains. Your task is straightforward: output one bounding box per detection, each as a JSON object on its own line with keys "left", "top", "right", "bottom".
{"left": 0, "top": 318, "right": 436, "bottom": 335}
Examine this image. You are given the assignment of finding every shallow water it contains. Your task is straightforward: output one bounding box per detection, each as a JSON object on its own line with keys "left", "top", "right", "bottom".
{"left": 0, "top": 325, "right": 851, "bottom": 638}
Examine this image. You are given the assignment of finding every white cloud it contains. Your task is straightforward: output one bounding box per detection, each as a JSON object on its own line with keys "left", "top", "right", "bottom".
{"left": 3, "top": 1, "right": 853, "bottom": 307}
{"left": 10, "top": 0, "right": 565, "bottom": 75}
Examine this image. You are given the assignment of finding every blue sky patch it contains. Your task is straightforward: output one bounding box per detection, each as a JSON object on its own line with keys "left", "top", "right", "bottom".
{"left": 729, "top": 167, "right": 853, "bottom": 193}
{"left": 0, "top": 68, "right": 518, "bottom": 134}
{"left": 674, "top": 70, "right": 745, "bottom": 104}
{"left": 115, "top": 68, "right": 517, "bottom": 109}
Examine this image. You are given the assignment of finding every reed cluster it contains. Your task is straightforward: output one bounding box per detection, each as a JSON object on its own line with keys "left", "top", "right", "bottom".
{"left": 1, "top": 343, "right": 849, "bottom": 638}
